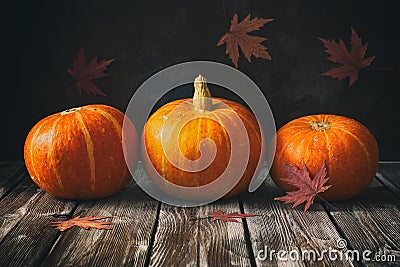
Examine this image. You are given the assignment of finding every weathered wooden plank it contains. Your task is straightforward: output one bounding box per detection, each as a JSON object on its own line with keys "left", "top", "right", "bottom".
{"left": 242, "top": 166, "right": 356, "bottom": 266}
{"left": 0, "top": 178, "right": 42, "bottom": 242}
{"left": 149, "top": 198, "right": 252, "bottom": 267}
{"left": 325, "top": 177, "right": 400, "bottom": 267}
{"left": 198, "top": 200, "right": 252, "bottom": 267}
{"left": 0, "top": 161, "right": 398, "bottom": 266}
{"left": 0, "top": 176, "right": 77, "bottom": 267}
{"left": 376, "top": 163, "right": 400, "bottom": 197}
{"left": 0, "top": 161, "right": 26, "bottom": 199}
{"left": 42, "top": 163, "right": 159, "bottom": 267}
{"left": 149, "top": 204, "right": 198, "bottom": 266}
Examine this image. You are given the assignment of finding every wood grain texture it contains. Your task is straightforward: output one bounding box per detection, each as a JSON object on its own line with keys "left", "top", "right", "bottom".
{"left": 0, "top": 161, "right": 26, "bottom": 199}
{"left": 242, "top": 166, "right": 356, "bottom": 266}
{"left": 197, "top": 200, "right": 252, "bottom": 267}
{"left": 0, "top": 175, "right": 76, "bottom": 267}
{"left": 42, "top": 163, "right": 159, "bottom": 267}
{"left": 149, "top": 198, "right": 252, "bottom": 267}
{"left": 0, "top": 161, "right": 399, "bottom": 266}
{"left": 375, "top": 162, "right": 400, "bottom": 197}
{"left": 149, "top": 203, "right": 198, "bottom": 266}
{"left": 325, "top": 178, "right": 400, "bottom": 266}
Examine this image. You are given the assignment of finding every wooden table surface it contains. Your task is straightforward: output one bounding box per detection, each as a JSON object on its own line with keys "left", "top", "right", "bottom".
{"left": 0, "top": 161, "right": 399, "bottom": 266}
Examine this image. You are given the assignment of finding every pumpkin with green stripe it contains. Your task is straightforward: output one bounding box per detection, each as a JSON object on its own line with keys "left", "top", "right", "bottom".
{"left": 270, "top": 114, "right": 379, "bottom": 201}
{"left": 24, "top": 104, "right": 138, "bottom": 199}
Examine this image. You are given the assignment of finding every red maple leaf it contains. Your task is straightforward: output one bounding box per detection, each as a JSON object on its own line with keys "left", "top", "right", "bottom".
{"left": 208, "top": 210, "right": 258, "bottom": 223}
{"left": 217, "top": 14, "right": 273, "bottom": 68}
{"left": 275, "top": 162, "right": 331, "bottom": 211}
{"left": 319, "top": 27, "right": 375, "bottom": 86}
{"left": 67, "top": 48, "right": 114, "bottom": 96}
{"left": 50, "top": 216, "right": 113, "bottom": 231}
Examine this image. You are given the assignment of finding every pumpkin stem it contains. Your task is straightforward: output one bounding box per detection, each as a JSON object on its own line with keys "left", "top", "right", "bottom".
{"left": 309, "top": 121, "right": 331, "bottom": 131}
{"left": 193, "top": 75, "right": 212, "bottom": 111}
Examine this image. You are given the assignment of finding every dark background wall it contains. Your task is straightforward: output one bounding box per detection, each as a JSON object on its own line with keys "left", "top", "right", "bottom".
{"left": 2, "top": 0, "right": 400, "bottom": 160}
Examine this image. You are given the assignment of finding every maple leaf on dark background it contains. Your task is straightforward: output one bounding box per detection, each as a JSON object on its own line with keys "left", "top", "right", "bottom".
{"left": 319, "top": 27, "right": 375, "bottom": 86}
{"left": 217, "top": 14, "right": 273, "bottom": 68}
{"left": 275, "top": 162, "right": 331, "bottom": 212}
{"left": 207, "top": 210, "right": 258, "bottom": 223}
{"left": 67, "top": 48, "right": 114, "bottom": 96}
{"left": 50, "top": 216, "right": 113, "bottom": 231}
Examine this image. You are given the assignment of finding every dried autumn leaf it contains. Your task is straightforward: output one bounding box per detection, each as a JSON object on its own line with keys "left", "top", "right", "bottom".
{"left": 217, "top": 14, "right": 273, "bottom": 68}
{"left": 208, "top": 210, "right": 258, "bottom": 223}
{"left": 67, "top": 48, "right": 114, "bottom": 96}
{"left": 319, "top": 27, "right": 375, "bottom": 86}
{"left": 275, "top": 162, "right": 331, "bottom": 211}
{"left": 50, "top": 216, "right": 113, "bottom": 231}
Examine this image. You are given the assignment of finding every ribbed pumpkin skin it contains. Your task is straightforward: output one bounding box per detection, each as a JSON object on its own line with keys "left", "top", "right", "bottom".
{"left": 142, "top": 98, "right": 262, "bottom": 200}
{"left": 24, "top": 104, "right": 138, "bottom": 199}
{"left": 270, "top": 114, "right": 379, "bottom": 201}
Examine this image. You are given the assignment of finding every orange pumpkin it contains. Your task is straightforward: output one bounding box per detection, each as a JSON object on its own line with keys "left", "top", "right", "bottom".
{"left": 142, "top": 75, "right": 263, "bottom": 200}
{"left": 270, "top": 114, "right": 379, "bottom": 201}
{"left": 24, "top": 104, "right": 138, "bottom": 199}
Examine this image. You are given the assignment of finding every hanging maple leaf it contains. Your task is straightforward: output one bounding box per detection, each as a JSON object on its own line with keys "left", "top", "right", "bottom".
{"left": 67, "top": 48, "right": 114, "bottom": 96}
{"left": 217, "top": 14, "right": 273, "bottom": 68}
{"left": 207, "top": 210, "right": 258, "bottom": 223}
{"left": 50, "top": 216, "right": 113, "bottom": 231}
{"left": 275, "top": 162, "right": 331, "bottom": 212}
{"left": 319, "top": 27, "right": 375, "bottom": 86}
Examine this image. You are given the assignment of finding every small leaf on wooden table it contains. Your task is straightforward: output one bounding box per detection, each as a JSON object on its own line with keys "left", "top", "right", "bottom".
{"left": 50, "top": 216, "right": 113, "bottom": 231}
{"left": 208, "top": 210, "right": 258, "bottom": 223}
